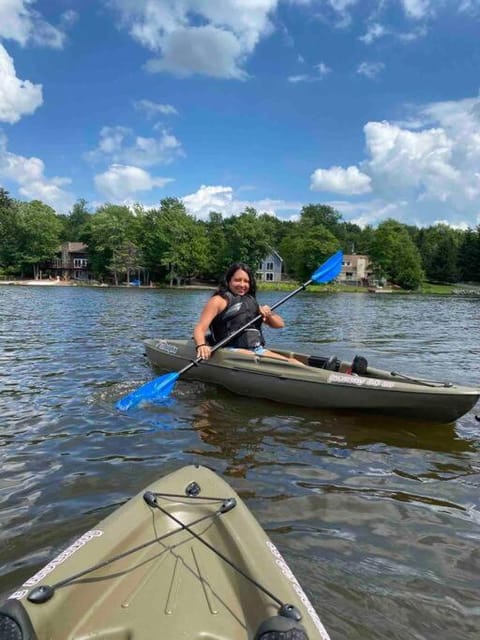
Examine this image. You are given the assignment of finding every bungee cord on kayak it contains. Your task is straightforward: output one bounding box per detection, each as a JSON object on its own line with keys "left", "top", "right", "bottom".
{"left": 26, "top": 488, "right": 302, "bottom": 623}
{"left": 26, "top": 494, "right": 235, "bottom": 604}
{"left": 144, "top": 490, "right": 301, "bottom": 619}
{"left": 389, "top": 371, "right": 454, "bottom": 387}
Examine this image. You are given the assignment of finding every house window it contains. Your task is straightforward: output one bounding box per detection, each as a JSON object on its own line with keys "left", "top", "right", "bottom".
{"left": 266, "top": 272, "right": 274, "bottom": 281}
{"left": 74, "top": 258, "right": 87, "bottom": 268}
{"left": 265, "top": 261, "right": 274, "bottom": 271}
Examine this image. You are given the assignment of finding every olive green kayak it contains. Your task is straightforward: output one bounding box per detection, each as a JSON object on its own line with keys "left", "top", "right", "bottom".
{"left": 144, "top": 339, "right": 480, "bottom": 423}
{"left": 0, "top": 465, "right": 330, "bottom": 640}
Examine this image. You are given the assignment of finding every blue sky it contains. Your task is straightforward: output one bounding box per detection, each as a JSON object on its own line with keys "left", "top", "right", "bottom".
{"left": 1, "top": 1, "right": 480, "bottom": 229}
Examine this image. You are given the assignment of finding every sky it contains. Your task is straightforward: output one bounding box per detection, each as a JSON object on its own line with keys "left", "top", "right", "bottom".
{"left": 1, "top": 0, "right": 480, "bottom": 230}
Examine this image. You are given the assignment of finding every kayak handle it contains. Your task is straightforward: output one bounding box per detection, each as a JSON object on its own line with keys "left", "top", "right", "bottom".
{"left": 279, "top": 603, "right": 302, "bottom": 622}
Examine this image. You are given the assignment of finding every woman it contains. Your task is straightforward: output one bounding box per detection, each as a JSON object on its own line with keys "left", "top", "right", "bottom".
{"left": 193, "top": 262, "right": 291, "bottom": 361}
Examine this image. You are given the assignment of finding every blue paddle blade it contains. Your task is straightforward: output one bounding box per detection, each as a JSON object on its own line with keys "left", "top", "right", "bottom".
{"left": 311, "top": 250, "right": 343, "bottom": 283}
{"left": 115, "top": 372, "right": 180, "bottom": 412}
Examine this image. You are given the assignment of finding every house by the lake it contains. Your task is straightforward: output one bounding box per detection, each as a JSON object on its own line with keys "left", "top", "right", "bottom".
{"left": 50, "top": 242, "right": 90, "bottom": 281}
{"left": 257, "top": 250, "right": 283, "bottom": 282}
{"left": 338, "top": 254, "right": 372, "bottom": 285}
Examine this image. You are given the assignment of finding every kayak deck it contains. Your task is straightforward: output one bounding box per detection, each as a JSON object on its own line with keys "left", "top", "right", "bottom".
{"left": 1, "top": 465, "right": 330, "bottom": 639}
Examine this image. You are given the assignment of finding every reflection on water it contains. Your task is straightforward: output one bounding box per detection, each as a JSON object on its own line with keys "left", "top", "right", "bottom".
{"left": 0, "top": 286, "right": 479, "bottom": 639}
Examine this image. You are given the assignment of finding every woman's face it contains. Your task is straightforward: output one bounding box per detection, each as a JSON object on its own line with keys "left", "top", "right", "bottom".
{"left": 228, "top": 268, "right": 250, "bottom": 295}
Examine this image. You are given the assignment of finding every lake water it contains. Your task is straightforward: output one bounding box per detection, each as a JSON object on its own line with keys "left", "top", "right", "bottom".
{"left": 0, "top": 285, "right": 479, "bottom": 639}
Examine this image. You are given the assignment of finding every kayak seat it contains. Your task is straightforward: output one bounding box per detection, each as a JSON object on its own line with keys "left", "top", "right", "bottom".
{"left": 307, "top": 355, "right": 340, "bottom": 371}
{"left": 324, "top": 356, "right": 341, "bottom": 371}
{"left": 351, "top": 355, "right": 368, "bottom": 375}
{"left": 254, "top": 615, "right": 309, "bottom": 640}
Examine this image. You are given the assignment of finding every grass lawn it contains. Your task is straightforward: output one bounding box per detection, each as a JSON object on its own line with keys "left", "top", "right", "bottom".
{"left": 258, "top": 281, "right": 456, "bottom": 294}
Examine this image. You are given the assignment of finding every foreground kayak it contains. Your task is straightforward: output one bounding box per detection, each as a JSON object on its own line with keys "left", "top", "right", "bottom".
{"left": 144, "top": 339, "right": 480, "bottom": 423}
{"left": 0, "top": 465, "right": 330, "bottom": 640}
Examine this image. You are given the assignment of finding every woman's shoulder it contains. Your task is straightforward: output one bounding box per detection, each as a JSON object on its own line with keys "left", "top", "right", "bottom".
{"left": 209, "top": 292, "right": 229, "bottom": 310}
{"left": 213, "top": 288, "right": 233, "bottom": 302}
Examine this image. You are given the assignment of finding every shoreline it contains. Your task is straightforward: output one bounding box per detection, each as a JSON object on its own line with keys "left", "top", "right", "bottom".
{"left": 1, "top": 279, "right": 479, "bottom": 296}
{"left": 0, "top": 279, "right": 215, "bottom": 290}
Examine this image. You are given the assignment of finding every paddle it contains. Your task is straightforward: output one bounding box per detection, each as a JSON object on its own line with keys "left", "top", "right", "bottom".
{"left": 116, "top": 250, "right": 343, "bottom": 411}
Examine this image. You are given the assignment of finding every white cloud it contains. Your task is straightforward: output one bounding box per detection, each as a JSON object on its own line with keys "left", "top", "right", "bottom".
{"left": 134, "top": 99, "right": 178, "bottom": 117}
{"left": 309, "top": 96, "right": 480, "bottom": 227}
{"left": 459, "top": 0, "right": 480, "bottom": 14}
{"left": 94, "top": 164, "right": 173, "bottom": 201}
{"left": 397, "top": 25, "right": 428, "bottom": 41}
{"left": 328, "top": 198, "right": 404, "bottom": 228}
{"left": 400, "top": 0, "right": 432, "bottom": 20}
{"left": 360, "top": 22, "right": 388, "bottom": 44}
{"left": 86, "top": 125, "right": 183, "bottom": 167}
{"left": 306, "top": 0, "right": 359, "bottom": 28}
{"left": 356, "top": 61, "right": 385, "bottom": 79}
{"left": 316, "top": 61, "right": 332, "bottom": 76}
{"left": 181, "top": 184, "right": 302, "bottom": 220}
{"left": 288, "top": 61, "right": 331, "bottom": 83}
{"left": 107, "top": 0, "right": 277, "bottom": 78}
{"left": 0, "top": 44, "right": 43, "bottom": 123}
{"left": 182, "top": 185, "right": 234, "bottom": 217}
{"left": 145, "top": 26, "right": 248, "bottom": 79}
{"left": 288, "top": 74, "right": 311, "bottom": 83}
{"left": 0, "top": 0, "right": 74, "bottom": 48}
{"left": 0, "top": 131, "right": 74, "bottom": 211}
{"left": 311, "top": 166, "right": 372, "bottom": 194}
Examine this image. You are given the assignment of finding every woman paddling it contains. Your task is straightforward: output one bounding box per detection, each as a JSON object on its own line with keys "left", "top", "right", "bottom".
{"left": 193, "top": 262, "right": 296, "bottom": 362}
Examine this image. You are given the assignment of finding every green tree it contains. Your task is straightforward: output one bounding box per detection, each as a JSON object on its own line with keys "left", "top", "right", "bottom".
{"left": 337, "top": 222, "right": 375, "bottom": 255}
{"left": 0, "top": 190, "right": 18, "bottom": 273}
{"left": 59, "top": 199, "right": 91, "bottom": 242}
{"left": 223, "top": 208, "right": 270, "bottom": 270}
{"left": 369, "top": 219, "right": 424, "bottom": 289}
{"left": 108, "top": 240, "right": 144, "bottom": 286}
{"left": 458, "top": 227, "right": 480, "bottom": 282}
{"left": 1, "top": 200, "right": 62, "bottom": 278}
{"left": 300, "top": 204, "right": 343, "bottom": 233}
{"left": 279, "top": 206, "right": 340, "bottom": 281}
{"left": 202, "top": 211, "right": 229, "bottom": 279}
{"left": 141, "top": 198, "right": 208, "bottom": 284}
{"left": 416, "top": 224, "right": 461, "bottom": 283}
{"left": 81, "top": 204, "right": 138, "bottom": 280}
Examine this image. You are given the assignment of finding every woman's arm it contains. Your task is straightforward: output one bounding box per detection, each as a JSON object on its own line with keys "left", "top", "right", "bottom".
{"left": 259, "top": 305, "right": 285, "bottom": 329}
{"left": 193, "top": 295, "right": 227, "bottom": 359}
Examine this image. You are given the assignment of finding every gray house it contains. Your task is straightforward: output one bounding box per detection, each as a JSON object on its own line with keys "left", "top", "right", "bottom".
{"left": 257, "top": 249, "right": 283, "bottom": 282}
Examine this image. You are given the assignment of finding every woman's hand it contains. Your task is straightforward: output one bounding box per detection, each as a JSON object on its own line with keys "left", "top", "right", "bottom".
{"left": 196, "top": 344, "right": 212, "bottom": 360}
{"left": 259, "top": 305, "right": 272, "bottom": 320}
{"left": 260, "top": 305, "right": 285, "bottom": 328}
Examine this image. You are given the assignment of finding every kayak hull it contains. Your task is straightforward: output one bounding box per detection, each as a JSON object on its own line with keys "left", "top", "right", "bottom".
{"left": 144, "top": 339, "right": 480, "bottom": 423}
{"left": 1, "top": 465, "right": 330, "bottom": 640}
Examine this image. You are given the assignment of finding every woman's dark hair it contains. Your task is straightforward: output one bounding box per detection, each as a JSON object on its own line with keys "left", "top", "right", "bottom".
{"left": 214, "top": 262, "right": 257, "bottom": 297}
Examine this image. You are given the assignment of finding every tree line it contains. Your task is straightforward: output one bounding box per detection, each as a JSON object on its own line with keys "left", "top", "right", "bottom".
{"left": 0, "top": 188, "right": 479, "bottom": 289}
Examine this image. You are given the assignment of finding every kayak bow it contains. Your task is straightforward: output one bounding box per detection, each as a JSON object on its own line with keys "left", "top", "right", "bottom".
{"left": 0, "top": 465, "right": 330, "bottom": 640}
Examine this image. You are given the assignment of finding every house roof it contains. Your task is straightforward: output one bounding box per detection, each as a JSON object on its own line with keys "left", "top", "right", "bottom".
{"left": 61, "top": 242, "right": 87, "bottom": 252}
{"left": 264, "top": 248, "right": 283, "bottom": 263}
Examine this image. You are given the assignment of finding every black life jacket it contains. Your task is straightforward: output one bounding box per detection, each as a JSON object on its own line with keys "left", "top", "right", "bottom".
{"left": 209, "top": 292, "right": 265, "bottom": 349}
